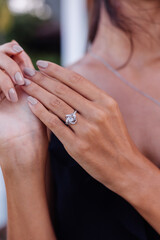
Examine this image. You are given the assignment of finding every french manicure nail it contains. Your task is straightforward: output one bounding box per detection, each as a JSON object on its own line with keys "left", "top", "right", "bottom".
{"left": 14, "top": 72, "right": 24, "bottom": 85}
{"left": 24, "top": 78, "right": 31, "bottom": 86}
{"left": 27, "top": 96, "right": 38, "bottom": 105}
{"left": 12, "top": 45, "right": 23, "bottom": 53}
{"left": 36, "top": 60, "right": 48, "bottom": 68}
{"left": 23, "top": 67, "right": 36, "bottom": 77}
{"left": 8, "top": 88, "right": 18, "bottom": 102}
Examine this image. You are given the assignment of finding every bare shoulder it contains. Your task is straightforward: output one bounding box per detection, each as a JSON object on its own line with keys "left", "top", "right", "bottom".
{"left": 66, "top": 53, "right": 113, "bottom": 91}
{"left": 67, "top": 54, "right": 98, "bottom": 82}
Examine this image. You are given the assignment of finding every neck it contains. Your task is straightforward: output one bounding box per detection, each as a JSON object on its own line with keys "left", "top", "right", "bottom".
{"left": 91, "top": 1, "right": 160, "bottom": 69}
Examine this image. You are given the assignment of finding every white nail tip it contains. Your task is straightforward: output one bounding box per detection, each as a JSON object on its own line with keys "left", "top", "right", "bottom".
{"left": 36, "top": 60, "right": 48, "bottom": 68}
{"left": 27, "top": 96, "right": 38, "bottom": 105}
{"left": 24, "top": 78, "right": 31, "bottom": 86}
{"left": 12, "top": 45, "right": 23, "bottom": 53}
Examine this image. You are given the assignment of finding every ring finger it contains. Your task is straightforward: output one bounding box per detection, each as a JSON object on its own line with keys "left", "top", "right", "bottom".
{"left": 22, "top": 79, "right": 85, "bottom": 132}
{"left": 23, "top": 68, "right": 95, "bottom": 119}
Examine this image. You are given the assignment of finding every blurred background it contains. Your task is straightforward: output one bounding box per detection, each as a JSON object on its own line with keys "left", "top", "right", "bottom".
{"left": 0, "top": 0, "right": 100, "bottom": 239}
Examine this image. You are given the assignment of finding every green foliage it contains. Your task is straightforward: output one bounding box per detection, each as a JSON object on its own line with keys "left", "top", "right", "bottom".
{"left": 5, "top": 14, "right": 43, "bottom": 46}
{"left": 0, "top": 1, "right": 12, "bottom": 34}
{"left": 29, "top": 50, "right": 60, "bottom": 68}
{"left": 4, "top": 15, "right": 60, "bottom": 66}
{"left": 0, "top": 4, "right": 60, "bottom": 66}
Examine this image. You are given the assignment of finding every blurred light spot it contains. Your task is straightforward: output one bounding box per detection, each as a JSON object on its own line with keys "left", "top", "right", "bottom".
{"left": 8, "top": 0, "right": 35, "bottom": 13}
{"left": 7, "top": 0, "right": 51, "bottom": 19}
{"left": 34, "top": 4, "right": 52, "bottom": 20}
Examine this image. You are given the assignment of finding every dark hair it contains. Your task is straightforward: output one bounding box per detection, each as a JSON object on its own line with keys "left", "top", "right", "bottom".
{"left": 103, "top": 0, "right": 132, "bottom": 34}
{"left": 89, "top": 0, "right": 135, "bottom": 68}
{"left": 90, "top": 0, "right": 133, "bottom": 43}
{"left": 89, "top": 0, "right": 101, "bottom": 42}
{"left": 90, "top": 0, "right": 132, "bottom": 42}
{"left": 103, "top": 0, "right": 134, "bottom": 68}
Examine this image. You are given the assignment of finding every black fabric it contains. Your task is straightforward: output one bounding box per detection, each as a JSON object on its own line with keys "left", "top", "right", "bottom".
{"left": 49, "top": 133, "right": 160, "bottom": 240}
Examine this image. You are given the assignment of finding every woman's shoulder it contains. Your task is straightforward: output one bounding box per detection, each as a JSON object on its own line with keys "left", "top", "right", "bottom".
{"left": 67, "top": 52, "right": 114, "bottom": 90}
{"left": 67, "top": 53, "right": 101, "bottom": 82}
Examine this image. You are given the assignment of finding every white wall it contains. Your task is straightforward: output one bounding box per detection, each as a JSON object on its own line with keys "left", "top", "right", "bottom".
{"left": 60, "top": 0, "right": 88, "bottom": 66}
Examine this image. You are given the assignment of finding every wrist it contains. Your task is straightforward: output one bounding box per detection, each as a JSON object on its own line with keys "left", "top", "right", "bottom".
{"left": 118, "top": 151, "right": 160, "bottom": 209}
{"left": 1, "top": 132, "right": 48, "bottom": 177}
{"left": 4, "top": 165, "right": 55, "bottom": 240}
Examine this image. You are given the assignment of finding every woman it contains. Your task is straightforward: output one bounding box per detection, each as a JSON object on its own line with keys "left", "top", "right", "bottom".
{"left": 0, "top": 0, "right": 160, "bottom": 239}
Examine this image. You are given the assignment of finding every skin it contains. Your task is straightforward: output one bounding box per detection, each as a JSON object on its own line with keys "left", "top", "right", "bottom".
{"left": 0, "top": 40, "right": 32, "bottom": 102}
{"left": 0, "top": 42, "right": 54, "bottom": 239}
{"left": 21, "top": 60, "right": 160, "bottom": 234}
{"left": 1, "top": 0, "right": 160, "bottom": 238}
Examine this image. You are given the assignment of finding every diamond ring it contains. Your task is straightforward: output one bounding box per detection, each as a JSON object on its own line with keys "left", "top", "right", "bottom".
{"left": 65, "top": 110, "right": 78, "bottom": 125}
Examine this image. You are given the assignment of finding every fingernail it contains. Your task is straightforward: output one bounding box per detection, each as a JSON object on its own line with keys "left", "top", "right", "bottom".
{"left": 24, "top": 78, "right": 31, "bottom": 86}
{"left": 12, "top": 45, "right": 23, "bottom": 53}
{"left": 14, "top": 72, "right": 24, "bottom": 85}
{"left": 8, "top": 88, "right": 18, "bottom": 102}
{"left": 27, "top": 96, "right": 38, "bottom": 105}
{"left": 36, "top": 60, "right": 48, "bottom": 68}
{"left": 23, "top": 67, "right": 36, "bottom": 77}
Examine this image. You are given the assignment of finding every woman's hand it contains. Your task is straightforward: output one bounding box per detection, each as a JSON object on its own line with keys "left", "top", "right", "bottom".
{"left": 22, "top": 61, "right": 150, "bottom": 197}
{"left": 0, "top": 47, "right": 54, "bottom": 240}
{"left": 0, "top": 40, "right": 33, "bottom": 103}
{"left": 0, "top": 87, "right": 48, "bottom": 172}
{"left": 0, "top": 43, "right": 48, "bottom": 173}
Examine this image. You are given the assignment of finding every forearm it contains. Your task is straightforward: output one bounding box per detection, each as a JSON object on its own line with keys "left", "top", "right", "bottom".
{"left": 121, "top": 152, "right": 160, "bottom": 234}
{"left": 3, "top": 170, "right": 56, "bottom": 240}
{"left": 1, "top": 142, "right": 56, "bottom": 240}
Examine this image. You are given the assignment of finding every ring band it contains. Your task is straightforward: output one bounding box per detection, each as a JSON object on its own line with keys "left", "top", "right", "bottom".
{"left": 65, "top": 110, "right": 78, "bottom": 125}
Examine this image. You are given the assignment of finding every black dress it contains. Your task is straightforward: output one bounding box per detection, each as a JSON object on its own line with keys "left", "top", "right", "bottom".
{"left": 49, "top": 133, "right": 160, "bottom": 240}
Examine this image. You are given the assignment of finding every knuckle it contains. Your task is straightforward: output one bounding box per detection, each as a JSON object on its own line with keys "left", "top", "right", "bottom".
{"left": 54, "top": 83, "right": 66, "bottom": 96}
{"left": 75, "top": 140, "right": 89, "bottom": 155}
{"left": 94, "top": 109, "right": 108, "bottom": 124}
{"left": 49, "top": 96, "right": 61, "bottom": 109}
{"left": 108, "top": 98, "right": 118, "bottom": 110}
{"left": 70, "top": 73, "right": 84, "bottom": 85}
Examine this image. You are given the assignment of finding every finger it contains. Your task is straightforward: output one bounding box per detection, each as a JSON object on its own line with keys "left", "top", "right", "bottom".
{"left": 13, "top": 51, "right": 34, "bottom": 70}
{"left": 27, "top": 96, "right": 77, "bottom": 146}
{"left": 36, "top": 61, "right": 106, "bottom": 101}
{"left": 0, "top": 91, "right": 5, "bottom": 102}
{"left": 0, "top": 70, "right": 18, "bottom": 102}
{"left": 22, "top": 79, "right": 84, "bottom": 132}
{"left": 23, "top": 68, "right": 95, "bottom": 119}
{"left": 11, "top": 40, "right": 34, "bottom": 69}
{"left": 0, "top": 52, "right": 25, "bottom": 85}
{"left": 0, "top": 42, "right": 23, "bottom": 56}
